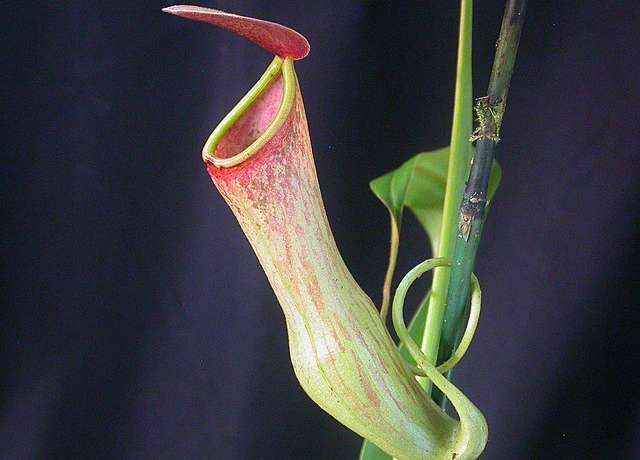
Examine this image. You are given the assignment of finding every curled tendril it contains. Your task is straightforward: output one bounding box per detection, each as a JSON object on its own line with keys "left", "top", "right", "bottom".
{"left": 399, "top": 263, "right": 482, "bottom": 377}
{"left": 393, "top": 257, "right": 488, "bottom": 460}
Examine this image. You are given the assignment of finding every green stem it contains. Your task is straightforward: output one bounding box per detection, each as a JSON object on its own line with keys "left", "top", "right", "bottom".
{"left": 420, "top": 0, "right": 474, "bottom": 392}
{"left": 437, "top": 0, "right": 527, "bottom": 408}
{"left": 379, "top": 216, "right": 399, "bottom": 322}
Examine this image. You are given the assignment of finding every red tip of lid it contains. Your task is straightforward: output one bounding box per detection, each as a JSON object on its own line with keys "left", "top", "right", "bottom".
{"left": 163, "top": 5, "right": 310, "bottom": 60}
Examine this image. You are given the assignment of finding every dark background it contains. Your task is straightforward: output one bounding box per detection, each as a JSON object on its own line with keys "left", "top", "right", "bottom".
{"left": 3, "top": 1, "right": 639, "bottom": 459}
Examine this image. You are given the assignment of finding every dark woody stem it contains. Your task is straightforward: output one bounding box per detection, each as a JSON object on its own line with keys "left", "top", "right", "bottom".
{"left": 434, "top": 0, "right": 527, "bottom": 409}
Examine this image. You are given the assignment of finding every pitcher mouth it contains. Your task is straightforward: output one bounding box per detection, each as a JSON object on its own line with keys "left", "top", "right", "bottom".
{"left": 203, "top": 57, "right": 297, "bottom": 168}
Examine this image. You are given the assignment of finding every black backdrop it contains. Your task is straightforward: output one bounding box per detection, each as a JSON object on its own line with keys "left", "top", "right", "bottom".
{"left": 4, "top": 1, "right": 640, "bottom": 459}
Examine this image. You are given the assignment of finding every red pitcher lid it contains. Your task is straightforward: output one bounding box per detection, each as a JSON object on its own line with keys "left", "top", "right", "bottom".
{"left": 163, "top": 5, "right": 310, "bottom": 60}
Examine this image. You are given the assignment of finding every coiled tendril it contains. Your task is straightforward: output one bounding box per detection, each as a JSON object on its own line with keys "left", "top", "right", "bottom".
{"left": 395, "top": 257, "right": 482, "bottom": 377}
{"left": 393, "top": 257, "right": 487, "bottom": 460}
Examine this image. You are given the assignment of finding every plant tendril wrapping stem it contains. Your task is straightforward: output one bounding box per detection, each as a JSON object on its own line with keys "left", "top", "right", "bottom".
{"left": 393, "top": 257, "right": 488, "bottom": 459}
{"left": 403, "top": 274, "right": 480, "bottom": 376}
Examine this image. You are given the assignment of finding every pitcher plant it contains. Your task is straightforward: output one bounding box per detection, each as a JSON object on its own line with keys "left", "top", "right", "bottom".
{"left": 164, "top": 2, "right": 526, "bottom": 459}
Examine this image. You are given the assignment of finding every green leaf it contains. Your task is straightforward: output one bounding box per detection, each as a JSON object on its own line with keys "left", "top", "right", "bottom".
{"left": 370, "top": 147, "right": 501, "bottom": 256}
{"left": 370, "top": 147, "right": 448, "bottom": 255}
{"left": 360, "top": 149, "right": 501, "bottom": 459}
{"left": 358, "top": 439, "right": 389, "bottom": 460}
